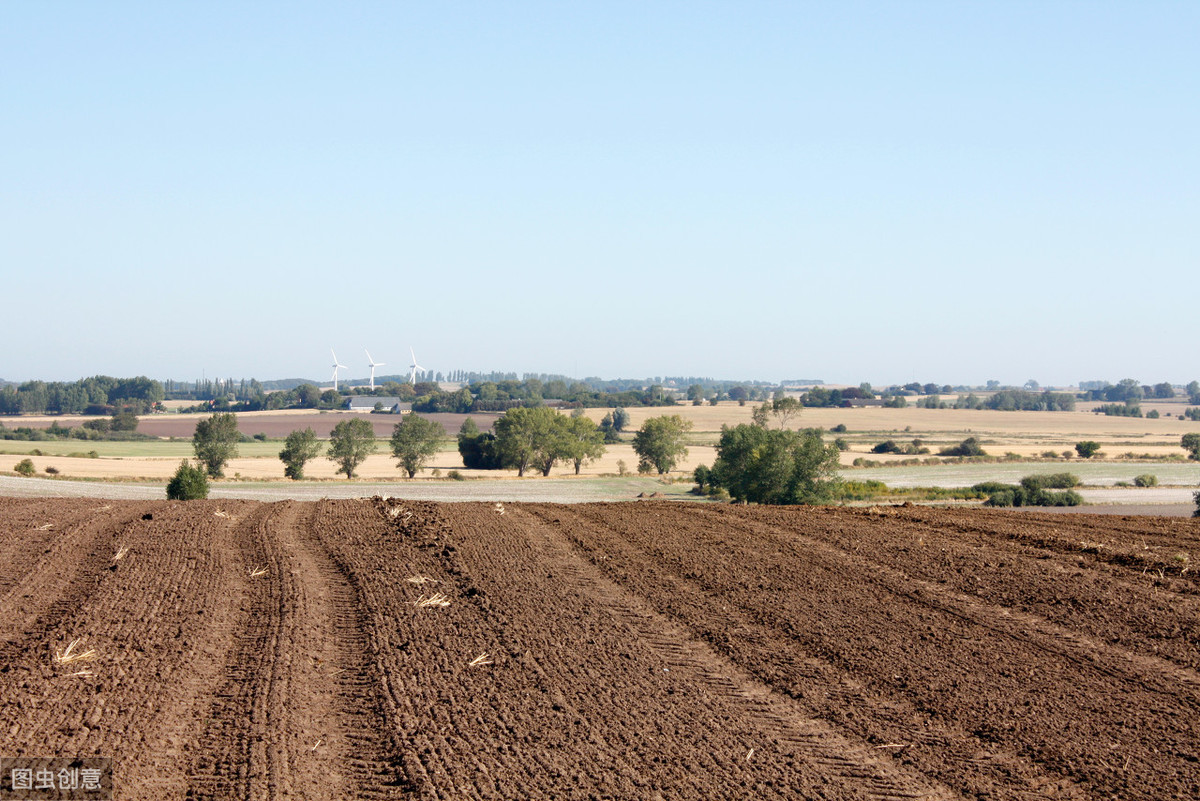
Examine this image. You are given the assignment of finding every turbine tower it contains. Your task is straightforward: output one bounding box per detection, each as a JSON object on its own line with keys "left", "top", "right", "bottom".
{"left": 330, "top": 348, "right": 347, "bottom": 391}
{"left": 365, "top": 350, "right": 385, "bottom": 390}
{"left": 408, "top": 347, "right": 425, "bottom": 385}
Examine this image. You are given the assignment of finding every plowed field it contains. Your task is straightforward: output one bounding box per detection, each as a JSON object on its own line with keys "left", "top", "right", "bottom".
{"left": 1, "top": 499, "right": 1197, "bottom": 800}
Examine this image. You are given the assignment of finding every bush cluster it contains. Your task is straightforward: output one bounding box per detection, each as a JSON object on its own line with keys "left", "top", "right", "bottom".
{"left": 939, "top": 437, "right": 986, "bottom": 457}
{"left": 974, "top": 475, "right": 1083, "bottom": 507}
{"left": 1092, "top": 404, "right": 1142, "bottom": 417}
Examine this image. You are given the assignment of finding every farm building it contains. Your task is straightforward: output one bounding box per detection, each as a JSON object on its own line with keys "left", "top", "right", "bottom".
{"left": 345, "top": 397, "right": 412, "bottom": 414}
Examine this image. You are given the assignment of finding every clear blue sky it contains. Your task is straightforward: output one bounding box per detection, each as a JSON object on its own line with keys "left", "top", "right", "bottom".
{"left": 3, "top": 2, "right": 1197, "bottom": 387}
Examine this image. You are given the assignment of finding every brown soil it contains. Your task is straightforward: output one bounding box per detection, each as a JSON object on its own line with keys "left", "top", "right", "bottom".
{"left": 1, "top": 499, "right": 1197, "bottom": 799}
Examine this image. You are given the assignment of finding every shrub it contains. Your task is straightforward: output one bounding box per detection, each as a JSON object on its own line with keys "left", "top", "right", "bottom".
{"left": 984, "top": 489, "right": 1017, "bottom": 507}
{"left": 447, "top": 469, "right": 464, "bottom": 481}
{"left": 1020, "top": 473, "right": 1080, "bottom": 491}
{"left": 833, "top": 437, "right": 849, "bottom": 451}
{"left": 1133, "top": 474, "right": 1158, "bottom": 487}
{"left": 166, "top": 460, "right": 210, "bottom": 500}
{"left": 44, "top": 466, "right": 59, "bottom": 475}
{"left": 708, "top": 487, "right": 730, "bottom": 502}
{"left": 939, "top": 437, "right": 986, "bottom": 457}
{"left": 872, "top": 440, "right": 903, "bottom": 454}
{"left": 1075, "top": 441, "right": 1102, "bottom": 459}
{"left": 830, "top": 423, "right": 847, "bottom": 433}
{"left": 976, "top": 480, "right": 1082, "bottom": 507}
{"left": 14, "top": 458, "right": 36, "bottom": 476}
{"left": 1146, "top": 409, "right": 1160, "bottom": 419}
{"left": 1194, "top": 490, "right": 1200, "bottom": 518}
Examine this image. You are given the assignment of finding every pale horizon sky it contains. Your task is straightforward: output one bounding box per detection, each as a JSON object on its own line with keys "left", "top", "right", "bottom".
{"left": 3, "top": 2, "right": 1197, "bottom": 388}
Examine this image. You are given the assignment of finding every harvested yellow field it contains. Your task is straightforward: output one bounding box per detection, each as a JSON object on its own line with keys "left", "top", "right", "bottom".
{"left": 3, "top": 400, "right": 1197, "bottom": 482}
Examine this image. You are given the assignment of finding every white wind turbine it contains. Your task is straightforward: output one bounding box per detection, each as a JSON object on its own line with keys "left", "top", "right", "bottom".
{"left": 330, "top": 348, "right": 347, "bottom": 391}
{"left": 408, "top": 347, "right": 425, "bottom": 385}
{"left": 365, "top": 350, "right": 385, "bottom": 390}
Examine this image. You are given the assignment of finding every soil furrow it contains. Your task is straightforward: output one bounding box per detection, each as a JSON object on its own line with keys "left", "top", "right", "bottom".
{"left": 559, "top": 502, "right": 1200, "bottom": 800}
{"left": 3, "top": 499, "right": 1198, "bottom": 801}
{"left": 542, "top": 502, "right": 1092, "bottom": 801}
{"left": 686, "top": 505, "right": 1200, "bottom": 703}
{"left": 511, "top": 506, "right": 960, "bottom": 801}
{"left": 0, "top": 502, "right": 154, "bottom": 663}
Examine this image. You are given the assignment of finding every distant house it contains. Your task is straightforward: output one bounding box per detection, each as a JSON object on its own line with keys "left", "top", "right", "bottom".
{"left": 542, "top": 398, "right": 569, "bottom": 409}
{"left": 345, "top": 397, "right": 411, "bottom": 414}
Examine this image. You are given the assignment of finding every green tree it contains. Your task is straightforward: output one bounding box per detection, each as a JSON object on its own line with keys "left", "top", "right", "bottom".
{"left": 1075, "top": 440, "right": 1102, "bottom": 459}
{"left": 560, "top": 415, "right": 606, "bottom": 474}
{"left": 14, "top": 458, "right": 36, "bottom": 477}
{"left": 166, "top": 460, "right": 209, "bottom": 500}
{"left": 279, "top": 427, "right": 321, "bottom": 480}
{"left": 710, "top": 425, "right": 841, "bottom": 505}
{"left": 771, "top": 396, "right": 803, "bottom": 428}
{"left": 193, "top": 413, "right": 240, "bottom": 478}
{"left": 632, "top": 414, "right": 693, "bottom": 474}
{"left": 327, "top": 417, "right": 377, "bottom": 478}
{"left": 599, "top": 408, "right": 628, "bottom": 443}
{"left": 390, "top": 414, "right": 446, "bottom": 478}
{"left": 457, "top": 418, "right": 502, "bottom": 469}
{"left": 295, "top": 383, "right": 322, "bottom": 408}
{"left": 1182, "top": 433, "right": 1200, "bottom": 461}
{"left": 494, "top": 406, "right": 566, "bottom": 477}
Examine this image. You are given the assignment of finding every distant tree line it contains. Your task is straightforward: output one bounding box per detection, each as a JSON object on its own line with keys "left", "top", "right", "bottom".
{"left": 0, "top": 413, "right": 151, "bottom": 442}
{"left": 0, "top": 376, "right": 163, "bottom": 416}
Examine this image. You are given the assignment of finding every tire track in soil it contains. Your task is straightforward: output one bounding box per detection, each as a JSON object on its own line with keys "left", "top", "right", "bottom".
{"left": 187, "top": 501, "right": 406, "bottom": 800}
{"left": 540, "top": 503, "right": 1091, "bottom": 801}
{"left": 510, "top": 506, "right": 957, "bottom": 801}
{"left": 686, "top": 505, "right": 1200, "bottom": 705}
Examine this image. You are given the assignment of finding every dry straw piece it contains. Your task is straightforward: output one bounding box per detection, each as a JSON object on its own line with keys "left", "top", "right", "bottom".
{"left": 113, "top": 546, "right": 130, "bottom": 562}
{"left": 213, "top": 510, "right": 228, "bottom": 518}
{"left": 405, "top": 575, "right": 438, "bottom": 585}
{"left": 413, "top": 593, "right": 451, "bottom": 609}
{"left": 494, "top": 502, "right": 505, "bottom": 515}
{"left": 248, "top": 566, "right": 268, "bottom": 578}
{"left": 55, "top": 639, "right": 97, "bottom": 665}
{"left": 468, "top": 653, "right": 493, "bottom": 667}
